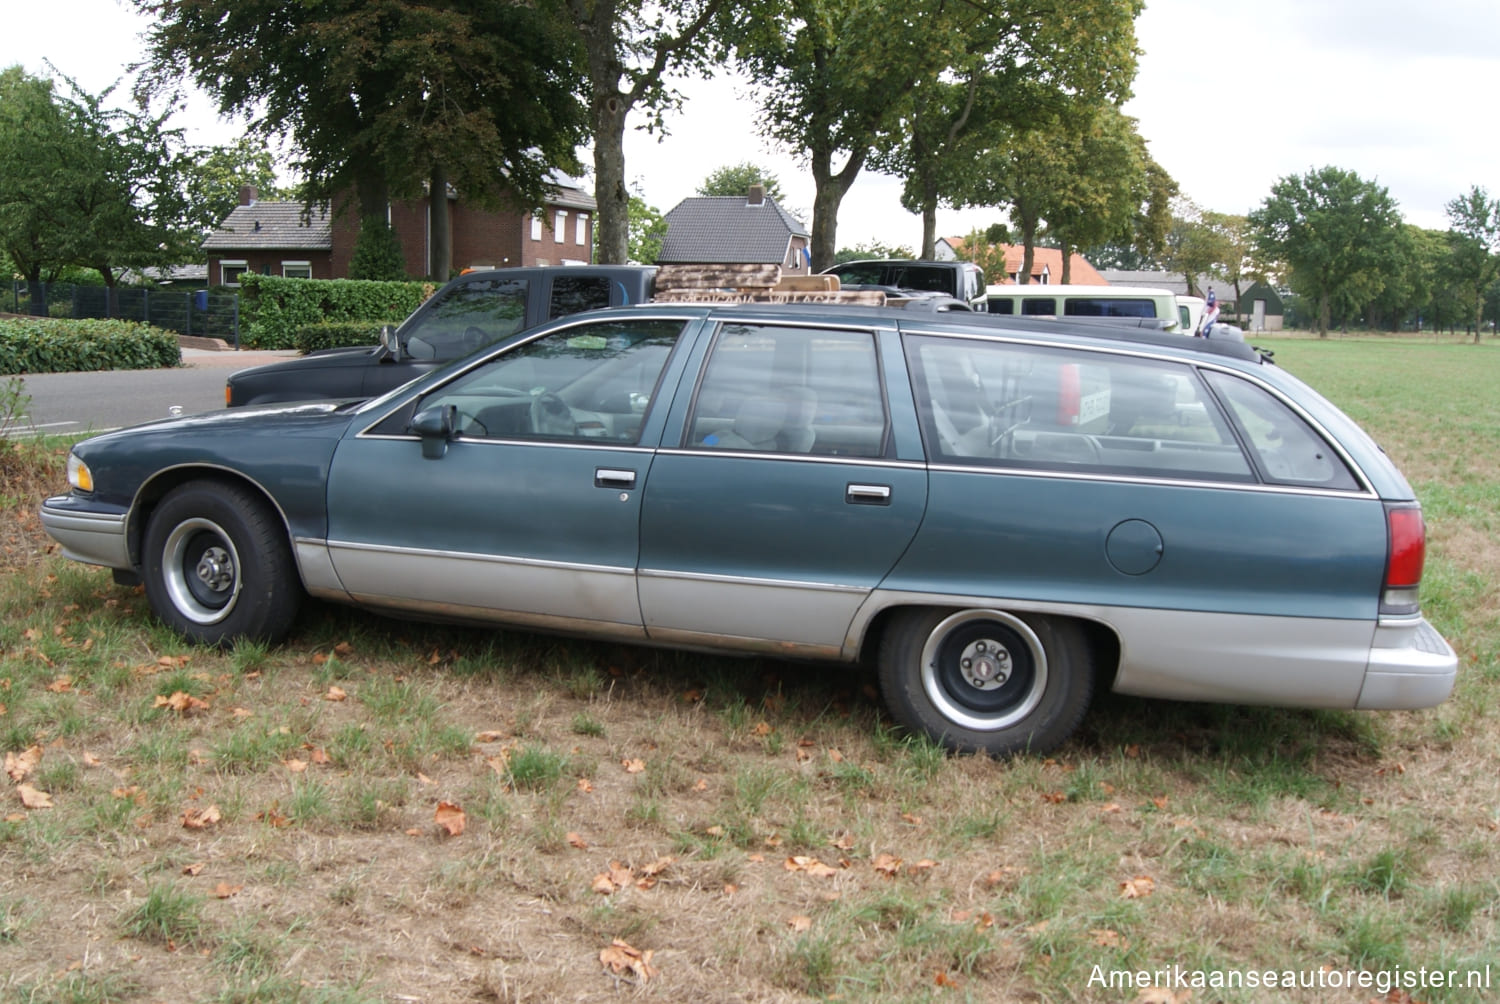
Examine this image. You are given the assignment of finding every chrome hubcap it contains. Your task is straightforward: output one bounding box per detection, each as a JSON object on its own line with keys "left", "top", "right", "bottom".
{"left": 959, "top": 638, "right": 1012, "bottom": 690}
{"left": 195, "top": 546, "right": 235, "bottom": 593}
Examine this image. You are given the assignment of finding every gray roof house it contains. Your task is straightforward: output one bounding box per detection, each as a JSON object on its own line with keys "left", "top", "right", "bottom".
{"left": 658, "top": 187, "right": 811, "bottom": 274}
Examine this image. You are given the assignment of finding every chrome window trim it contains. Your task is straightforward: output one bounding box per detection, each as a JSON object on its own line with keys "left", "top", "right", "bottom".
{"left": 638, "top": 566, "right": 867, "bottom": 594}
{"left": 922, "top": 460, "right": 1378, "bottom": 499}
{"left": 654, "top": 448, "right": 923, "bottom": 470}
{"left": 899, "top": 325, "right": 1376, "bottom": 495}
{"left": 352, "top": 434, "right": 658, "bottom": 453}
{"left": 326, "top": 538, "right": 634, "bottom": 577}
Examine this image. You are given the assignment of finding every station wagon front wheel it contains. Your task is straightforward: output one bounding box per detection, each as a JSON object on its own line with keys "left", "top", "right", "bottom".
{"left": 878, "top": 609, "right": 1093, "bottom": 756}
{"left": 142, "top": 481, "right": 301, "bottom": 647}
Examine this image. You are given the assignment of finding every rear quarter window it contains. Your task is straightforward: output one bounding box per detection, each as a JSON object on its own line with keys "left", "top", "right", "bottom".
{"left": 1203, "top": 371, "right": 1362, "bottom": 490}
{"left": 1063, "top": 298, "right": 1157, "bottom": 319}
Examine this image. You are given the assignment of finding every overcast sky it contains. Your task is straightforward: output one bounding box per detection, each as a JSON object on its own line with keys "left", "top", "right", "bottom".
{"left": 4, "top": 1, "right": 1497, "bottom": 250}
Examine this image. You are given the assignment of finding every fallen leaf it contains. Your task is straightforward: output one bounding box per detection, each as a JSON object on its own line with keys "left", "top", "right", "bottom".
{"left": 16, "top": 784, "right": 53, "bottom": 809}
{"left": 434, "top": 801, "right": 466, "bottom": 837}
{"left": 282, "top": 758, "right": 308, "bottom": 774}
{"left": 1150, "top": 795, "right": 1170, "bottom": 810}
{"left": 1120, "top": 875, "right": 1155, "bottom": 899}
{"left": 258, "top": 808, "right": 291, "bottom": 828}
{"left": 751, "top": 722, "right": 773, "bottom": 736}
{"left": 831, "top": 832, "right": 855, "bottom": 851}
{"left": 323, "top": 686, "right": 347, "bottom": 702}
{"left": 872, "top": 852, "right": 903, "bottom": 877}
{"left": 599, "top": 938, "right": 656, "bottom": 983}
{"left": 1041, "top": 791, "right": 1066, "bottom": 804}
{"left": 1091, "top": 928, "right": 1124, "bottom": 948}
{"left": 333, "top": 641, "right": 353, "bottom": 657}
{"left": 1101, "top": 802, "right": 1124, "bottom": 814}
{"left": 795, "top": 747, "right": 812, "bottom": 763}
{"left": 231, "top": 707, "right": 254, "bottom": 719}
{"left": 475, "top": 730, "right": 505, "bottom": 743}
{"left": 621, "top": 758, "right": 645, "bottom": 774}
{"left": 705, "top": 825, "right": 724, "bottom": 837}
{"left": 909, "top": 859, "right": 938, "bottom": 874}
{"left": 309, "top": 748, "right": 331, "bottom": 765}
{"left": 900, "top": 812, "right": 924, "bottom": 826}
{"left": 182, "top": 862, "right": 206, "bottom": 876}
{"left": 44, "top": 676, "right": 73, "bottom": 693}
{"left": 785, "top": 855, "right": 838, "bottom": 877}
{"left": 935, "top": 971, "right": 961, "bottom": 989}
{"left": 576, "top": 778, "right": 594, "bottom": 793}
{"left": 827, "top": 747, "right": 845, "bottom": 763}
{"left": 693, "top": 778, "right": 708, "bottom": 792}
{"left": 567, "top": 832, "right": 589, "bottom": 849}
{"left": 154, "top": 691, "right": 209, "bottom": 715}
{"left": 182, "top": 805, "right": 222, "bottom": 830}
{"left": 723, "top": 883, "right": 738, "bottom": 895}
{"left": 212, "top": 882, "right": 243, "bottom": 899}
{"left": 4, "top": 745, "right": 41, "bottom": 782}
{"left": 788, "top": 915, "right": 812, "bottom": 932}
{"left": 416, "top": 772, "right": 435, "bottom": 785}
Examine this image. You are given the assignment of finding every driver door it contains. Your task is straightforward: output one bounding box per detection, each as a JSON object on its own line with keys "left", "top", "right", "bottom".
{"left": 324, "top": 317, "right": 691, "bottom": 635}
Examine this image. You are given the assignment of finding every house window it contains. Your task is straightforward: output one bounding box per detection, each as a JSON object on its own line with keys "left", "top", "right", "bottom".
{"left": 555, "top": 209, "right": 567, "bottom": 238}
{"left": 530, "top": 215, "right": 542, "bottom": 241}
{"left": 282, "top": 261, "right": 312, "bottom": 279}
{"left": 220, "top": 260, "right": 249, "bottom": 287}
{"left": 575, "top": 213, "right": 588, "bottom": 246}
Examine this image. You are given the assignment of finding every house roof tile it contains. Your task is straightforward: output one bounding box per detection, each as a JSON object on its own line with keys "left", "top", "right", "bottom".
{"left": 658, "top": 195, "right": 809, "bottom": 264}
{"left": 201, "top": 202, "right": 332, "bottom": 252}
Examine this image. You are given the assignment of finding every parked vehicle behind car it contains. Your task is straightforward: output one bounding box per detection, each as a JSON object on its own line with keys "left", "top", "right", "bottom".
{"left": 820, "top": 259, "right": 987, "bottom": 310}
{"left": 986, "top": 284, "right": 1184, "bottom": 331}
{"left": 42, "top": 304, "right": 1456, "bottom": 755}
{"left": 225, "top": 265, "right": 657, "bottom": 407}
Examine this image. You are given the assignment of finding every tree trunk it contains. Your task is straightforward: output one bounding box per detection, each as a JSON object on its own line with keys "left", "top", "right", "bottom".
{"left": 26, "top": 276, "right": 45, "bottom": 317}
{"left": 429, "top": 164, "right": 451, "bottom": 281}
{"left": 1317, "top": 291, "right": 1331, "bottom": 337}
{"left": 1058, "top": 237, "right": 1072, "bottom": 285}
{"left": 1018, "top": 218, "right": 1038, "bottom": 285}
{"left": 807, "top": 144, "right": 866, "bottom": 273}
{"left": 591, "top": 91, "right": 631, "bottom": 264}
{"left": 1476, "top": 291, "right": 1484, "bottom": 344}
{"left": 918, "top": 177, "right": 939, "bottom": 259}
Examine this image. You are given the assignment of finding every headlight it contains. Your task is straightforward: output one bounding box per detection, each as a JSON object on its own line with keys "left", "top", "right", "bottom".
{"left": 66, "top": 453, "right": 94, "bottom": 492}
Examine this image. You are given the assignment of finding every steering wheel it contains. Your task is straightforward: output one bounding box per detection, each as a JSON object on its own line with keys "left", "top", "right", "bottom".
{"left": 529, "top": 392, "right": 576, "bottom": 437}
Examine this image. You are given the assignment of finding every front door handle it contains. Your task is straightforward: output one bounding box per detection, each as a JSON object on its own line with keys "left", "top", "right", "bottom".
{"left": 595, "top": 468, "right": 637, "bottom": 489}
{"left": 846, "top": 483, "right": 891, "bottom": 506}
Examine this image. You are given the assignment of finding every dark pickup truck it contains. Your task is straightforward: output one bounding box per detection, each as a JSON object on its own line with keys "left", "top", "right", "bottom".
{"left": 226, "top": 265, "right": 657, "bottom": 407}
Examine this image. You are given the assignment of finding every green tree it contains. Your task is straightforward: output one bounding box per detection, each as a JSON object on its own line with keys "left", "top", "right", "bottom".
{"left": 348, "top": 216, "right": 409, "bottom": 280}
{"left": 625, "top": 193, "right": 668, "bottom": 264}
{"left": 832, "top": 241, "right": 915, "bottom": 265}
{"left": 0, "top": 67, "right": 72, "bottom": 312}
{"left": 1250, "top": 166, "right": 1405, "bottom": 336}
{"left": 1443, "top": 185, "right": 1500, "bottom": 342}
{"left": 697, "top": 162, "right": 785, "bottom": 202}
{"left": 569, "top": 0, "right": 733, "bottom": 263}
{"left": 182, "top": 136, "right": 294, "bottom": 242}
{"left": 137, "top": 0, "right": 588, "bottom": 279}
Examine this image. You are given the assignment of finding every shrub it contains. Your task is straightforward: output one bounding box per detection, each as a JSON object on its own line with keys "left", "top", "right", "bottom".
{"left": 349, "top": 215, "right": 408, "bottom": 280}
{"left": 239, "top": 275, "right": 435, "bottom": 350}
{"left": 294, "top": 321, "right": 388, "bottom": 354}
{"left": 0, "top": 318, "right": 181, "bottom": 375}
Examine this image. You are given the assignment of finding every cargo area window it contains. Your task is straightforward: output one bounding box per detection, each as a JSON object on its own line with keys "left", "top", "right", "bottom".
{"left": 906, "top": 335, "right": 1255, "bottom": 482}
{"left": 1203, "top": 372, "right": 1360, "bottom": 490}
{"left": 549, "top": 276, "right": 612, "bottom": 319}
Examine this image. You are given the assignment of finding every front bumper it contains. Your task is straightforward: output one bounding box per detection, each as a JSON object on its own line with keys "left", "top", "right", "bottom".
{"left": 1355, "top": 616, "right": 1459, "bottom": 709}
{"left": 39, "top": 495, "right": 131, "bottom": 570}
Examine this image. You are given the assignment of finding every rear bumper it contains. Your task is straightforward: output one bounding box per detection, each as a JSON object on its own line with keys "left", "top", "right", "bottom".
{"left": 1356, "top": 617, "right": 1458, "bottom": 709}
{"left": 39, "top": 496, "right": 131, "bottom": 570}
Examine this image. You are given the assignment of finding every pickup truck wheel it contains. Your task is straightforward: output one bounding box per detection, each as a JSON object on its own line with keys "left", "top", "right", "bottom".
{"left": 142, "top": 482, "right": 301, "bottom": 647}
{"left": 878, "top": 609, "right": 1093, "bottom": 756}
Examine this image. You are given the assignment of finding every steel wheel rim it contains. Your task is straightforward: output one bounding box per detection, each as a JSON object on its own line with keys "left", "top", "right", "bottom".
{"left": 920, "top": 610, "right": 1048, "bottom": 732}
{"left": 162, "top": 517, "right": 241, "bottom": 625}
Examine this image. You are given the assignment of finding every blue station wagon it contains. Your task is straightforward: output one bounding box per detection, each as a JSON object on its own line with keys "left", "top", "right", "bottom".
{"left": 40, "top": 304, "right": 1458, "bottom": 754}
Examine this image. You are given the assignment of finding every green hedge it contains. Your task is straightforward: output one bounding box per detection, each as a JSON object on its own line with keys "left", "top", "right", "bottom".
{"left": 0, "top": 318, "right": 181, "bottom": 375}
{"left": 240, "top": 275, "right": 436, "bottom": 350}
{"left": 293, "top": 321, "right": 388, "bottom": 353}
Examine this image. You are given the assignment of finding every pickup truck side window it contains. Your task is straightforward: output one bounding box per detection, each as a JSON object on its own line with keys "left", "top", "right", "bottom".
{"left": 549, "top": 276, "right": 613, "bottom": 319}
{"left": 906, "top": 335, "right": 1255, "bottom": 482}
{"left": 687, "top": 324, "right": 887, "bottom": 457}
{"left": 417, "top": 319, "right": 685, "bottom": 444}
{"left": 404, "top": 278, "right": 529, "bottom": 361}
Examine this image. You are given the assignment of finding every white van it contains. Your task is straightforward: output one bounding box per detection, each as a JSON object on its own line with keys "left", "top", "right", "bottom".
{"left": 985, "top": 284, "right": 1182, "bottom": 332}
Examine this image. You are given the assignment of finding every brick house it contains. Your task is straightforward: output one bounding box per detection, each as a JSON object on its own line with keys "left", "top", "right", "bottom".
{"left": 657, "top": 186, "right": 811, "bottom": 274}
{"left": 934, "top": 239, "right": 1107, "bottom": 286}
{"left": 201, "top": 173, "right": 597, "bottom": 286}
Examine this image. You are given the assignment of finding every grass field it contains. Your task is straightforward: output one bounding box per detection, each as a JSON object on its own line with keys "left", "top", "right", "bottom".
{"left": 0, "top": 335, "right": 1496, "bottom": 1003}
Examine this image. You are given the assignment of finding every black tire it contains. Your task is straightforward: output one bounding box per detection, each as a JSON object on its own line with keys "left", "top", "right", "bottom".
{"left": 142, "top": 481, "right": 301, "bottom": 647}
{"left": 877, "top": 608, "right": 1093, "bottom": 756}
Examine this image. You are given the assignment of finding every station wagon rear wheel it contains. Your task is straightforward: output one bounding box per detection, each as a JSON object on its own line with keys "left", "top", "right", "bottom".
{"left": 142, "top": 481, "right": 301, "bottom": 647}
{"left": 878, "top": 609, "right": 1093, "bottom": 756}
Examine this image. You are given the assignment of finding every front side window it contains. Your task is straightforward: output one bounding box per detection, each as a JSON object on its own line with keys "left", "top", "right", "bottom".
{"left": 401, "top": 278, "right": 529, "bottom": 361}
{"left": 688, "top": 324, "right": 887, "bottom": 457}
{"left": 906, "top": 335, "right": 1254, "bottom": 482}
{"left": 1203, "top": 372, "right": 1360, "bottom": 490}
{"left": 416, "top": 319, "right": 685, "bottom": 444}
{"left": 549, "top": 276, "right": 611, "bottom": 319}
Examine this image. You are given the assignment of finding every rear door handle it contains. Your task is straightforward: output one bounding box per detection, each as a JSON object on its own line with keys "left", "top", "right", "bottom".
{"left": 595, "top": 468, "right": 637, "bottom": 489}
{"left": 846, "top": 483, "right": 891, "bottom": 506}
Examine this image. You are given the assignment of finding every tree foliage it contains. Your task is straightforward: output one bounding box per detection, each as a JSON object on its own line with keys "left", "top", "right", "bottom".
{"left": 1443, "top": 185, "right": 1500, "bottom": 342}
{"left": 697, "top": 162, "right": 785, "bottom": 202}
{"left": 181, "top": 137, "right": 295, "bottom": 242}
{"left": 1250, "top": 167, "right": 1404, "bottom": 336}
{"left": 625, "top": 193, "right": 669, "bottom": 264}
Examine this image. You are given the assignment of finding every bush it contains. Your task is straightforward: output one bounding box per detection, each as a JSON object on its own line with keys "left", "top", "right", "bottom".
{"left": 0, "top": 318, "right": 181, "bottom": 375}
{"left": 294, "top": 321, "right": 388, "bottom": 354}
{"left": 349, "top": 215, "right": 408, "bottom": 280}
{"left": 239, "top": 275, "right": 435, "bottom": 350}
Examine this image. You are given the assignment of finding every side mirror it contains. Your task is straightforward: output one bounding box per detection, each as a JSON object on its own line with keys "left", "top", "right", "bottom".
{"left": 409, "top": 404, "right": 457, "bottom": 459}
{"left": 379, "top": 325, "right": 402, "bottom": 362}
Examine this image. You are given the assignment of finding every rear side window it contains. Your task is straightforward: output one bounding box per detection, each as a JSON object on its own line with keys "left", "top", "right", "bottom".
{"left": 1203, "top": 372, "right": 1361, "bottom": 490}
{"left": 549, "top": 275, "right": 612, "bottom": 319}
{"left": 987, "top": 297, "right": 1014, "bottom": 314}
{"left": 403, "top": 278, "right": 528, "bottom": 361}
{"left": 906, "top": 335, "right": 1254, "bottom": 482}
{"left": 1020, "top": 298, "right": 1057, "bottom": 316}
{"left": 688, "top": 324, "right": 887, "bottom": 457}
{"left": 1064, "top": 298, "right": 1157, "bottom": 319}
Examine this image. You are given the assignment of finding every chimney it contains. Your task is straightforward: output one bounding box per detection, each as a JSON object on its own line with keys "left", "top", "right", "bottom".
{"left": 239, "top": 184, "right": 258, "bottom": 206}
{"left": 747, "top": 184, "right": 765, "bottom": 207}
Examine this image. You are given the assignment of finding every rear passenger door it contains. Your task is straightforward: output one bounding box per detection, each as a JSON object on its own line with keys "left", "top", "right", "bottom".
{"left": 637, "top": 321, "right": 928, "bottom": 656}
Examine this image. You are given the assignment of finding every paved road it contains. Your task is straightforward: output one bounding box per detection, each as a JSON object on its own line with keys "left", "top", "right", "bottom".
{"left": 4, "top": 349, "right": 298, "bottom": 438}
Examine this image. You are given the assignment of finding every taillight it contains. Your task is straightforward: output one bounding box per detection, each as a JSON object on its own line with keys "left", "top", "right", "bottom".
{"left": 1057, "top": 364, "right": 1080, "bottom": 425}
{"left": 1382, "top": 503, "right": 1425, "bottom": 615}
